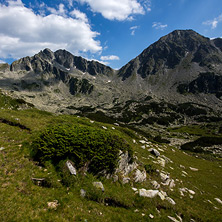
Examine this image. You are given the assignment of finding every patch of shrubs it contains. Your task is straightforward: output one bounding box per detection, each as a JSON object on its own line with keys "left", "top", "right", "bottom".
{"left": 181, "top": 136, "right": 222, "bottom": 153}
{"left": 31, "top": 123, "right": 133, "bottom": 175}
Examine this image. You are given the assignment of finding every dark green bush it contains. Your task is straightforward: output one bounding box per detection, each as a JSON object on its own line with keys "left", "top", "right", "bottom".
{"left": 32, "top": 123, "right": 132, "bottom": 175}
{"left": 144, "top": 164, "right": 156, "bottom": 175}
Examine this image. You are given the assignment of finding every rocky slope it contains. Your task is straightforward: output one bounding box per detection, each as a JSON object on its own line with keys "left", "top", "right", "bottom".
{"left": 0, "top": 29, "right": 222, "bottom": 124}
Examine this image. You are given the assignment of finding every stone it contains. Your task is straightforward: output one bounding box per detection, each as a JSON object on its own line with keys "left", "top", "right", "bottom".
{"left": 139, "top": 140, "right": 146, "bottom": 144}
{"left": 166, "top": 197, "right": 176, "bottom": 205}
{"left": 139, "top": 189, "right": 159, "bottom": 198}
{"left": 169, "top": 179, "right": 176, "bottom": 188}
{"left": 115, "top": 151, "right": 137, "bottom": 175}
{"left": 132, "top": 187, "right": 138, "bottom": 192}
{"left": 158, "top": 191, "right": 167, "bottom": 200}
{"left": 114, "top": 123, "right": 119, "bottom": 126}
{"left": 93, "top": 182, "right": 104, "bottom": 192}
{"left": 0, "top": 147, "right": 5, "bottom": 151}
{"left": 189, "top": 167, "right": 198, "bottom": 171}
{"left": 151, "top": 181, "right": 160, "bottom": 189}
{"left": 90, "top": 120, "right": 94, "bottom": 123}
{"left": 188, "top": 189, "right": 195, "bottom": 195}
{"left": 47, "top": 200, "right": 59, "bottom": 210}
{"left": 167, "top": 216, "right": 180, "bottom": 222}
{"left": 66, "top": 160, "right": 77, "bottom": 175}
{"left": 133, "top": 139, "right": 136, "bottom": 143}
{"left": 113, "top": 175, "right": 118, "bottom": 182}
{"left": 157, "top": 157, "right": 166, "bottom": 167}
{"left": 102, "top": 126, "right": 107, "bottom": 130}
{"left": 31, "top": 178, "right": 46, "bottom": 186}
{"left": 80, "top": 189, "right": 86, "bottom": 197}
{"left": 149, "top": 148, "right": 160, "bottom": 157}
{"left": 141, "top": 145, "right": 146, "bottom": 149}
{"left": 122, "top": 177, "right": 130, "bottom": 184}
{"left": 134, "top": 169, "right": 147, "bottom": 183}
{"left": 215, "top": 198, "right": 222, "bottom": 204}
{"left": 160, "top": 172, "right": 169, "bottom": 182}
{"left": 180, "top": 165, "right": 185, "bottom": 169}
{"left": 182, "top": 171, "right": 188, "bottom": 175}
{"left": 149, "top": 214, "right": 154, "bottom": 219}
{"left": 111, "top": 127, "right": 115, "bottom": 130}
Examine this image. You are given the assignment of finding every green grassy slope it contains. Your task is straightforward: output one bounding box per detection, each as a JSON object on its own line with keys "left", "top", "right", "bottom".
{"left": 0, "top": 93, "right": 221, "bottom": 221}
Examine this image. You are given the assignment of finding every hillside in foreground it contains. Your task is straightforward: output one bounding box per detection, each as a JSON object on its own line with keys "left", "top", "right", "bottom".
{"left": 0, "top": 92, "right": 221, "bottom": 221}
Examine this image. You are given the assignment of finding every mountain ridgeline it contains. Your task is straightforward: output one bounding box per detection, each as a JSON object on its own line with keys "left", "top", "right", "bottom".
{"left": 0, "top": 29, "right": 222, "bottom": 126}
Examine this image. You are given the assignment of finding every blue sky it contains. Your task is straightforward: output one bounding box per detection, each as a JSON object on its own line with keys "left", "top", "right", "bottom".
{"left": 0, "top": 0, "right": 222, "bottom": 69}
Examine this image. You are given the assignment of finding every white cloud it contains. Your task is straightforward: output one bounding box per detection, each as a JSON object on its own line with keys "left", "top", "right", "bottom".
{"left": 70, "top": 9, "right": 88, "bottom": 22}
{"left": 100, "top": 55, "right": 120, "bottom": 61}
{"left": 130, "top": 25, "right": 139, "bottom": 35}
{"left": 0, "top": 0, "right": 102, "bottom": 60}
{"left": 0, "top": 60, "right": 6, "bottom": 63}
{"left": 203, "top": 14, "right": 222, "bottom": 29}
{"left": 152, "top": 22, "right": 168, "bottom": 30}
{"left": 76, "top": 0, "right": 151, "bottom": 21}
{"left": 47, "top": 3, "right": 67, "bottom": 16}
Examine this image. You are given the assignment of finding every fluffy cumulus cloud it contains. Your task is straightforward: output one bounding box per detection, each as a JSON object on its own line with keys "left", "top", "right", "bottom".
{"left": 152, "top": 22, "right": 168, "bottom": 30}
{"left": 76, "top": 0, "right": 151, "bottom": 21}
{"left": 100, "top": 55, "right": 120, "bottom": 61}
{"left": 203, "top": 14, "right": 222, "bottom": 29}
{"left": 0, "top": 0, "right": 102, "bottom": 60}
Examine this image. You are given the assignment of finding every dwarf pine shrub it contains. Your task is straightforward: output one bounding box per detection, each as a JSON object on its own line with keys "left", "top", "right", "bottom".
{"left": 32, "top": 123, "right": 132, "bottom": 174}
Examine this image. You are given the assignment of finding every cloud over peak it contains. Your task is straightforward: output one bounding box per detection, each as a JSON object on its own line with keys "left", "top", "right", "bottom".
{"left": 0, "top": 0, "right": 102, "bottom": 60}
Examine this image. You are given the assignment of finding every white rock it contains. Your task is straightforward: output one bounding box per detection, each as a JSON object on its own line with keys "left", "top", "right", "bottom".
{"left": 47, "top": 200, "right": 59, "bottom": 209}
{"left": 158, "top": 191, "right": 167, "bottom": 200}
{"left": 167, "top": 216, "right": 180, "bottom": 222}
{"left": 80, "top": 189, "right": 86, "bottom": 197}
{"left": 182, "top": 171, "right": 188, "bottom": 175}
{"left": 139, "top": 189, "right": 159, "bottom": 198}
{"left": 122, "top": 177, "right": 130, "bottom": 184}
{"left": 134, "top": 169, "right": 147, "bottom": 183}
{"left": 141, "top": 145, "right": 146, "bottom": 149}
{"left": 90, "top": 120, "right": 94, "bottom": 123}
{"left": 160, "top": 172, "right": 169, "bottom": 182}
{"left": 132, "top": 187, "right": 138, "bottom": 192}
{"left": 151, "top": 181, "right": 160, "bottom": 189}
{"left": 66, "top": 161, "right": 77, "bottom": 175}
{"left": 93, "top": 182, "right": 104, "bottom": 191}
{"left": 158, "top": 148, "right": 164, "bottom": 152}
{"left": 157, "top": 157, "right": 166, "bottom": 167}
{"left": 111, "top": 127, "right": 115, "bottom": 130}
{"left": 180, "top": 165, "right": 185, "bottom": 169}
{"left": 139, "top": 140, "right": 146, "bottom": 144}
{"left": 149, "top": 148, "right": 160, "bottom": 157}
{"left": 189, "top": 167, "right": 198, "bottom": 171}
{"left": 0, "top": 147, "right": 5, "bottom": 151}
{"left": 215, "top": 198, "right": 222, "bottom": 204}
{"left": 133, "top": 139, "right": 136, "bottom": 143}
{"left": 102, "top": 126, "right": 107, "bottom": 130}
{"left": 114, "top": 123, "right": 119, "bottom": 126}
{"left": 166, "top": 197, "right": 176, "bottom": 205}
{"left": 149, "top": 214, "right": 154, "bottom": 219}
{"left": 188, "top": 189, "right": 195, "bottom": 195}
{"left": 169, "top": 179, "right": 176, "bottom": 188}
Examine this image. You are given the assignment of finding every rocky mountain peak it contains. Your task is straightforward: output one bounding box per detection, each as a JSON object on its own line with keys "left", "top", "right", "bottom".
{"left": 118, "top": 29, "right": 222, "bottom": 80}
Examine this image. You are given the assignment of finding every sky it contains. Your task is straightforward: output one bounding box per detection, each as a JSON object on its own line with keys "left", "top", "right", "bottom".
{"left": 0, "top": 0, "right": 222, "bottom": 69}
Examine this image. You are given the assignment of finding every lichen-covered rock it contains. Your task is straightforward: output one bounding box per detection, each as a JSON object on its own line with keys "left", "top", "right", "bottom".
{"left": 93, "top": 182, "right": 104, "bottom": 192}
{"left": 134, "top": 169, "right": 147, "bottom": 183}
{"left": 139, "top": 189, "right": 159, "bottom": 198}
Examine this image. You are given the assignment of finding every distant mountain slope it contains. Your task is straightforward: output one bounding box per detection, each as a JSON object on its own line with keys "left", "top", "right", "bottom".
{"left": 0, "top": 29, "right": 222, "bottom": 122}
